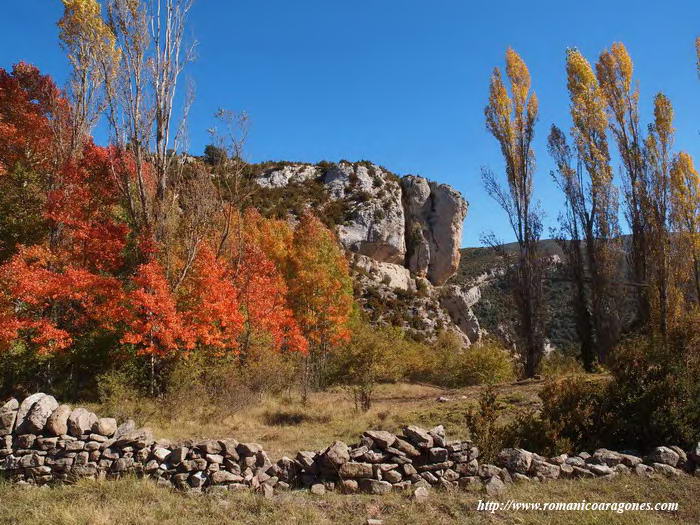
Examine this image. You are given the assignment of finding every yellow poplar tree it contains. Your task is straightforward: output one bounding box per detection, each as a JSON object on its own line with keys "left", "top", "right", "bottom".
{"left": 644, "top": 93, "right": 676, "bottom": 339}
{"left": 58, "top": 0, "right": 120, "bottom": 158}
{"left": 596, "top": 43, "right": 650, "bottom": 327}
{"left": 670, "top": 152, "right": 700, "bottom": 306}
{"left": 482, "top": 48, "right": 545, "bottom": 378}
{"left": 549, "top": 48, "right": 622, "bottom": 366}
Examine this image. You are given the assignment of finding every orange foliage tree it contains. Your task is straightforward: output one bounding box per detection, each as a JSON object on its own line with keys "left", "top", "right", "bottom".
{"left": 286, "top": 213, "right": 353, "bottom": 394}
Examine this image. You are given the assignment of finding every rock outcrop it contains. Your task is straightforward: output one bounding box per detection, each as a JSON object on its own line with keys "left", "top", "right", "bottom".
{"left": 255, "top": 161, "right": 467, "bottom": 285}
{"left": 255, "top": 161, "right": 479, "bottom": 346}
{"left": 401, "top": 176, "right": 468, "bottom": 286}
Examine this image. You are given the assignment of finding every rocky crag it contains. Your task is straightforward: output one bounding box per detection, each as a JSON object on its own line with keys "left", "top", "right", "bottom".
{"left": 2, "top": 394, "right": 698, "bottom": 496}
{"left": 254, "top": 161, "right": 479, "bottom": 345}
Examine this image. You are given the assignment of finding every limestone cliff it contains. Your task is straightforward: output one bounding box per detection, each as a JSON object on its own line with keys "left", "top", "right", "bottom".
{"left": 254, "top": 160, "right": 479, "bottom": 346}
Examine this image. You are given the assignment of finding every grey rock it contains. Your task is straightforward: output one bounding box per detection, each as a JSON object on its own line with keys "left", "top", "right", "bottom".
{"left": 383, "top": 469, "right": 402, "bottom": 483}
{"left": 589, "top": 464, "right": 613, "bottom": 476}
{"left": 112, "top": 427, "right": 153, "bottom": 448}
{"left": 634, "top": 464, "right": 655, "bottom": 478}
{"left": 18, "top": 395, "right": 58, "bottom": 434}
{"left": 14, "top": 393, "right": 46, "bottom": 432}
{"left": 485, "top": 476, "right": 507, "bottom": 496}
{"left": 363, "top": 431, "right": 396, "bottom": 449}
{"left": 497, "top": 448, "right": 533, "bottom": 474}
{"left": 237, "top": 443, "right": 263, "bottom": 456}
{"left": 359, "top": 478, "right": 393, "bottom": 495}
{"left": 532, "top": 461, "right": 560, "bottom": 480}
{"left": 92, "top": 418, "right": 117, "bottom": 437}
{"left": 429, "top": 448, "right": 448, "bottom": 462}
{"left": 197, "top": 440, "right": 222, "bottom": 455}
{"left": 619, "top": 454, "right": 642, "bottom": 468}
{"left": 646, "top": 447, "right": 680, "bottom": 467}
{"left": 112, "top": 419, "right": 136, "bottom": 440}
{"left": 67, "top": 408, "right": 98, "bottom": 437}
{"left": 170, "top": 446, "right": 188, "bottom": 464}
{"left": 322, "top": 441, "right": 350, "bottom": 467}
{"left": 412, "top": 486, "right": 430, "bottom": 502}
{"left": 211, "top": 470, "right": 244, "bottom": 484}
{"left": 652, "top": 463, "right": 684, "bottom": 477}
{"left": 45, "top": 405, "right": 72, "bottom": 437}
{"left": 339, "top": 462, "right": 373, "bottom": 479}
{"left": 403, "top": 426, "right": 433, "bottom": 449}
{"left": 393, "top": 438, "right": 420, "bottom": 457}
{"left": 310, "top": 483, "right": 325, "bottom": 495}
{"left": 590, "top": 449, "right": 622, "bottom": 467}
{"left": 0, "top": 399, "right": 18, "bottom": 436}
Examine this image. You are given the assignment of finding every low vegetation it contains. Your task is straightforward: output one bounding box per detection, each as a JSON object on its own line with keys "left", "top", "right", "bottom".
{"left": 1, "top": 468, "right": 698, "bottom": 525}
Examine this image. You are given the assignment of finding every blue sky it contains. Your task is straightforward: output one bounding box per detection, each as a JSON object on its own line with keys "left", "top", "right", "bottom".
{"left": 2, "top": 1, "right": 699, "bottom": 246}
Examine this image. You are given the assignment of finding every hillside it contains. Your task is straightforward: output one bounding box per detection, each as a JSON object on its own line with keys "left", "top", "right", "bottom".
{"left": 453, "top": 241, "right": 576, "bottom": 352}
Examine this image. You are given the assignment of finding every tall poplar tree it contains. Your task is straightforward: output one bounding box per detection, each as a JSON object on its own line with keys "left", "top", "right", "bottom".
{"left": 482, "top": 48, "right": 545, "bottom": 378}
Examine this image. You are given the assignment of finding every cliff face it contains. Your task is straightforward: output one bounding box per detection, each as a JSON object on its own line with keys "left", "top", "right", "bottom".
{"left": 255, "top": 162, "right": 467, "bottom": 285}
{"left": 255, "top": 161, "right": 479, "bottom": 346}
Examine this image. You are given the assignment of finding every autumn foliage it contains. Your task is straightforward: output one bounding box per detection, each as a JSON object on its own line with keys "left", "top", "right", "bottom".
{"left": 0, "top": 61, "right": 352, "bottom": 395}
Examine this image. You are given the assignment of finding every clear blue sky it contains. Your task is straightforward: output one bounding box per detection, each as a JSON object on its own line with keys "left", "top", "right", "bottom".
{"left": 2, "top": 1, "right": 699, "bottom": 246}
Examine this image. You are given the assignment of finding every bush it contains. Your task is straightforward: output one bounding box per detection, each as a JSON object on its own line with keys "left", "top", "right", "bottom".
{"left": 410, "top": 333, "right": 515, "bottom": 388}
{"left": 538, "top": 349, "right": 585, "bottom": 377}
{"left": 163, "top": 339, "right": 298, "bottom": 423}
{"left": 503, "top": 317, "right": 700, "bottom": 455}
{"left": 326, "top": 317, "right": 424, "bottom": 410}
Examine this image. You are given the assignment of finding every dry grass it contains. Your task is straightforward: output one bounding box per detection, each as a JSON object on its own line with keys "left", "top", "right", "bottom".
{"left": 84, "top": 380, "right": 549, "bottom": 458}
{"left": 0, "top": 474, "right": 697, "bottom": 525}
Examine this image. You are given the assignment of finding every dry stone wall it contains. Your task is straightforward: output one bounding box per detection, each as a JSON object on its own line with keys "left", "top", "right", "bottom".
{"left": 1, "top": 394, "right": 699, "bottom": 496}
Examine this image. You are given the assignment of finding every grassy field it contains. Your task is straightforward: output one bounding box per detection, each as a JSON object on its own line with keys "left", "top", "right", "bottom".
{"left": 0, "top": 474, "right": 697, "bottom": 525}
{"left": 85, "top": 379, "right": 550, "bottom": 458}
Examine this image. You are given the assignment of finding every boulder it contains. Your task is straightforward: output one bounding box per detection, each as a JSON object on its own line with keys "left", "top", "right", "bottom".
{"left": 393, "top": 438, "right": 420, "bottom": 458}
{"left": 67, "top": 408, "right": 98, "bottom": 437}
{"left": 46, "top": 405, "right": 72, "bottom": 436}
{"left": 237, "top": 443, "right": 263, "bottom": 456}
{"left": 403, "top": 426, "right": 433, "bottom": 449}
{"left": 211, "top": 470, "right": 244, "bottom": 484}
{"left": 339, "top": 463, "right": 373, "bottom": 479}
{"left": 112, "top": 427, "right": 153, "bottom": 448}
{"left": 532, "top": 461, "right": 560, "bottom": 480}
{"left": 359, "top": 479, "right": 392, "bottom": 495}
{"left": 18, "top": 395, "right": 58, "bottom": 434}
{"left": 590, "top": 449, "right": 623, "bottom": 466}
{"left": 588, "top": 464, "right": 613, "bottom": 476}
{"left": 497, "top": 448, "right": 533, "bottom": 474}
{"left": 340, "top": 479, "right": 358, "bottom": 493}
{"left": 619, "top": 453, "right": 642, "bottom": 468}
{"left": 14, "top": 393, "right": 47, "bottom": 431}
{"left": 363, "top": 431, "right": 396, "bottom": 450}
{"left": 197, "top": 440, "right": 223, "bottom": 455}
{"left": 321, "top": 441, "right": 350, "bottom": 467}
{"left": 170, "top": 446, "right": 189, "bottom": 464}
{"left": 652, "top": 463, "right": 684, "bottom": 477}
{"left": 485, "top": 476, "right": 507, "bottom": 496}
{"left": 646, "top": 447, "right": 680, "bottom": 467}
{"left": 412, "top": 486, "right": 429, "bottom": 503}
{"left": 310, "top": 483, "right": 325, "bottom": 495}
{"left": 0, "top": 398, "right": 18, "bottom": 436}
{"left": 92, "top": 418, "right": 117, "bottom": 437}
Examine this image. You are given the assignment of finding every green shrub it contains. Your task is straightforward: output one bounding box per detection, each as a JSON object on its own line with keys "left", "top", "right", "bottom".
{"left": 410, "top": 333, "right": 515, "bottom": 388}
